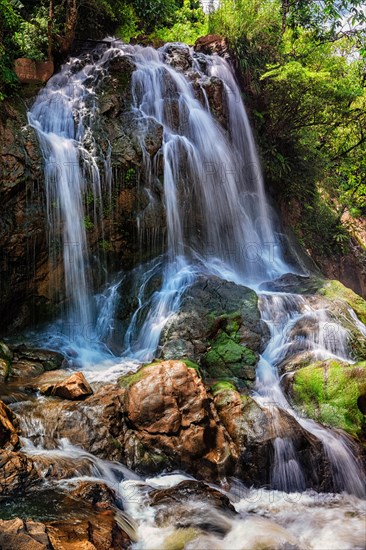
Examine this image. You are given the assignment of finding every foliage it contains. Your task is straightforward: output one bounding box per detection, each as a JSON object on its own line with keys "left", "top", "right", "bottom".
{"left": 115, "top": 3, "right": 138, "bottom": 42}
{"left": 0, "top": 0, "right": 23, "bottom": 99}
{"left": 13, "top": 6, "right": 50, "bottom": 60}
{"left": 151, "top": 0, "right": 208, "bottom": 45}
{"left": 133, "top": 0, "right": 178, "bottom": 33}
{"left": 209, "top": 0, "right": 366, "bottom": 258}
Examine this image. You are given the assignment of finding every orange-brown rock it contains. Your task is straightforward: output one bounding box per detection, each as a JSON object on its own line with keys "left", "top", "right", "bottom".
{"left": 14, "top": 58, "right": 54, "bottom": 83}
{"left": 41, "top": 372, "right": 93, "bottom": 400}
{"left": 0, "top": 518, "right": 49, "bottom": 550}
{"left": 70, "top": 480, "right": 117, "bottom": 508}
{"left": 46, "top": 511, "right": 131, "bottom": 550}
{"left": 0, "top": 513, "right": 131, "bottom": 550}
{"left": 0, "top": 400, "right": 19, "bottom": 450}
{"left": 122, "top": 361, "right": 237, "bottom": 478}
{"left": 194, "top": 34, "right": 228, "bottom": 56}
{"left": 149, "top": 480, "right": 236, "bottom": 513}
{"left": 0, "top": 451, "right": 38, "bottom": 495}
{"left": 213, "top": 388, "right": 332, "bottom": 491}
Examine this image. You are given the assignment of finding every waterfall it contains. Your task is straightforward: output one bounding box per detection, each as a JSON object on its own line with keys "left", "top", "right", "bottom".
{"left": 26, "top": 41, "right": 365, "bottom": 506}
{"left": 28, "top": 47, "right": 116, "bottom": 342}
{"left": 122, "top": 44, "right": 290, "bottom": 359}
{"left": 29, "top": 42, "right": 290, "bottom": 361}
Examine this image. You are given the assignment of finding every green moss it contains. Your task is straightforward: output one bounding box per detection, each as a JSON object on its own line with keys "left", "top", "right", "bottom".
{"left": 110, "top": 438, "right": 123, "bottom": 451}
{"left": 118, "top": 366, "right": 152, "bottom": 388}
{"left": 99, "top": 239, "right": 112, "bottom": 252}
{"left": 180, "top": 358, "right": 202, "bottom": 377}
{"left": 211, "top": 380, "right": 237, "bottom": 396}
{"left": 83, "top": 215, "right": 94, "bottom": 231}
{"left": 319, "top": 280, "right": 366, "bottom": 325}
{"left": 203, "top": 324, "right": 257, "bottom": 388}
{"left": 292, "top": 359, "right": 366, "bottom": 438}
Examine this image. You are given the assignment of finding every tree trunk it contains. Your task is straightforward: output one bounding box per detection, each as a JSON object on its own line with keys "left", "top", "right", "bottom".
{"left": 60, "top": 0, "right": 78, "bottom": 54}
{"left": 47, "top": 0, "right": 54, "bottom": 61}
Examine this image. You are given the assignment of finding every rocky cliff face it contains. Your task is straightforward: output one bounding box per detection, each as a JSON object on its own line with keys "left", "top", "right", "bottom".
{"left": 0, "top": 43, "right": 232, "bottom": 334}
{"left": 0, "top": 97, "right": 48, "bottom": 332}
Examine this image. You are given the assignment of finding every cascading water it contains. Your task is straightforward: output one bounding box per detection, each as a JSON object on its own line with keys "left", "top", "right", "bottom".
{"left": 8, "top": 40, "right": 365, "bottom": 549}
{"left": 255, "top": 293, "right": 365, "bottom": 497}
{"left": 121, "top": 44, "right": 290, "bottom": 360}
{"left": 29, "top": 42, "right": 291, "bottom": 363}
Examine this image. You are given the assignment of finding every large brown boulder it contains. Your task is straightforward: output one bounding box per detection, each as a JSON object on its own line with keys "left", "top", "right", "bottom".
{"left": 121, "top": 360, "right": 237, "bottom": 478}
{"left": 46, "top": 511, "right": 131, "bottom": 550}
{"left": 0, "top": 451, "right": 38, "bottom": 496}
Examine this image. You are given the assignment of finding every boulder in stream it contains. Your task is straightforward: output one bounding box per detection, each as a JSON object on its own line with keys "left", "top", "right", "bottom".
{"left": 120, "top": 360, "right": 238, "bottom": 479}
{"left": 41, "top": 371, "right": 93, "bottom": 400}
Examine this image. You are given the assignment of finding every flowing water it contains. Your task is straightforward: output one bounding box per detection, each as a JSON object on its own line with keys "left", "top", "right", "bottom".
{"left": 5, "top": 41, "right": 365, "bottom": 548}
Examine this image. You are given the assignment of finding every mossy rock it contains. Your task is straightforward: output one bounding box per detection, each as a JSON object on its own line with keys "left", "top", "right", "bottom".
{"left": 318, "top": 280, "right": 366, "bottom": 325}
{"left": 0, "top": 342, "right": 12, "bottom": 363}
{"left": 211, "top": 380, "right": 237, "bottom": 396}
{"left": 0, "top": 342, "right": 12, "bottom": 382}
{"left": 292, "top": 359, "right": 366, "bottom": 439}
{"left": 163, "top": 528, "right": 199, "bottom": 550}
{"left": 118, "top": 365, "right": 153, "bottom": 388}
{"left": 202, "top": 329, "right": 257, "bottom": 388}
{"left": 180, "top": 358, "right": 202, "bottom": 376}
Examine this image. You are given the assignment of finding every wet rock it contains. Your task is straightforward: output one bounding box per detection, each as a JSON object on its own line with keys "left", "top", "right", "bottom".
{"left": 149, "top": 480, "right": 235, "bottom": 513}
{"left": 120, "top": 360, "right": 237, "bottom": 479}
{"left": 162, "top": 44, "right": 192, "bottom": 71}
{"left": 0, "top": 448, "right": 109, "bottom": 497}
{"left": 6, "top": 346, "right": 67, "bottom": 382}
{"left": 0, "top": 341, "right": 12, "bottom": 382}
{"left": 11, "top": 346, "right": 67, "bottom": 371}
{"left": 290, "top": 359, "right": 366, "bottom": 439}
{"left": 279, "top": 351, "right": 314, "bottom": 375}
{"left": 0, "top": 513, "right": 132, "bottom": 550}
{"left": 46, "top": 511, "right": 132, "bottom": 550}
{"left": 0, "top": 518, "right": 49, "bottom": 550}
{"left": 0, "top": 97, "right": 49, "bottom": 333}
{"left": 0, "top": 400, "right": 19, "bottom": 450}
{"left": 194, "top": 35, "right": 229, "bottom": 57}
{"left": 195, "top": 75, "right": 228, "bottom": 127}
{"left": 259, "top": 273, "right": 318, "bottom": 294}
{"left": 160, "top": 276, "right": 267, "bottom": 388}
{"left": 41, "top": 371, "right": 93, "bottom": 400}
{"left": 0, "top": 451, "right": 39, "bottom": 495}
{"left": 70, "top": 481, "right": 118, "bottom": 509}
{"left": 213, "top": 386, "right": 330, "bottom": 490}
{"left": 148, "top": 480, "right": 235, "bottom": 537}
